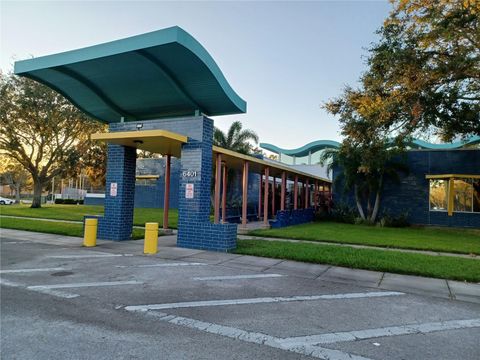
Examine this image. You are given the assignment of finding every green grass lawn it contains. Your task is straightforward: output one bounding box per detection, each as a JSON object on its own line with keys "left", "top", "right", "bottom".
{"left": 0, "top": 204, "right": 178, "bottom": 228}
{"left": 236, "top": 240, "right": 480, "bottom": 282}
{"left": 249, "top": 221, "right": 480, "bottom": 255}
{"left": 0, "top": 217, "right": 145, "bottom": 239}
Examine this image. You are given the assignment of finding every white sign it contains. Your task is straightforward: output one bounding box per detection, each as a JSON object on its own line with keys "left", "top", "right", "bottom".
{"left": 110, "top": 182, "right": 118, "bottom": 197}
{"left": 185, "top": 183, "right": 194, "bottom": 199}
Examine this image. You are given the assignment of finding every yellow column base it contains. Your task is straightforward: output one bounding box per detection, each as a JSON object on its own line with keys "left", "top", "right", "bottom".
{"left": 83, "top": 218, "right": 98, "bottom": 247}
{"left": 144, "top": 222, "right": 159, "bottom": 254}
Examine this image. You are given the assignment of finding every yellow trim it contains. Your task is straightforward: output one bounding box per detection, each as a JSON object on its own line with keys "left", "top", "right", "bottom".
{"left": 447, "top": 179, "right": 455, "bottom": 216}
{"left": 91, "top": 129, "right": 187, "bottom": 157}
{"left": 426, "top": 174, "right": 480, "bottom": 179}
{"left": 136, "top": 175, "right": 160, "bottom": 179}
{"left": 91, "top": 129, "right": 188, "bottom": 143}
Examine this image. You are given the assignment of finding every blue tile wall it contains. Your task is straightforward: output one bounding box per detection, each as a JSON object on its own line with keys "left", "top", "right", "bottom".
{"left": 96, "top": 144, "right": 137, "bottom": 240}
{"left": 94, "top": 116, "right": 238, "bottom": 250}
{"left": 333, "top": 149, "right": 480, "bottom": 228}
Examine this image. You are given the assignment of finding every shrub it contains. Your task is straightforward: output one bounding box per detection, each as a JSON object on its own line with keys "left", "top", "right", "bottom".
{"left": 330, "top": 202, "right": 357, "bottom": 224}
{"left": 354, "top": 217, "right": 375, "bottom": 226}
{"left": 379, "top": 211, "right": 410, "bottom": 228}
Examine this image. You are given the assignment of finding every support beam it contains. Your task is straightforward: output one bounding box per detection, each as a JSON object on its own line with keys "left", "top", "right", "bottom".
{"left": 222, "top": 163, "right": 227, "bottom": 223}
{"left": 242, "top": 161, "right": 249, "bottom": 227}
{"left": 280, "top": 172, "right": 286, "bottom": 211}
{"left": 314, "top": 180, "right": 318, "bottom": 210}
{"left": 263, "top": 167, "right": 269, "bottom": 226}
{"left": 294, "top": 175, "right": 298, "bottom": 210}
{"left": 448, "top": 178, "right": 455, "bottom": 216}
{"left": 214, "top": 153, "right": 222, "bottom": 224}
{"left": 271, "top": 176, "right": 276, "bottom": 217}
{"left": 163, "top": 154, "right": 171, "bottom": 230}
{"left": 305, "top": 179, "right": 309, "bottom": 209}
{"left": 258, "top": 174, "right": 262, "bottom": 219}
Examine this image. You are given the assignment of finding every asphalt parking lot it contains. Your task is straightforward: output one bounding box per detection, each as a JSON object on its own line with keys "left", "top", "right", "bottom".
{"left": 1, "top": 229, "right": 479, "bottom": 360}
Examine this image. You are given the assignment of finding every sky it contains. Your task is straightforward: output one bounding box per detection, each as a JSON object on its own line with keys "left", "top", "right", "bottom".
{"left": 1, "top": 0, "right": 391, "bottom": 151}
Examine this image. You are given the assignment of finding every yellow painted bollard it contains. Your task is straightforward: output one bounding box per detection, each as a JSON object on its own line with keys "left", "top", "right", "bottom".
{"left": 83, "top": 218, "right": 98, "bottom": 247}
{"left": 144, "top": 222, "right": 159, "bottom": 254}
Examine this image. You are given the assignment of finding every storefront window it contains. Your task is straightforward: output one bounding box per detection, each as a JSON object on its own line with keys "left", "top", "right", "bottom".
{"left": 429, "top": 179, "right": 448, "bottom": 211}
{"left": 430, "top": 177, "right": 480, "bottom": 213}
{"left": 453, "top": 179, "right": 473, "bottom": 212}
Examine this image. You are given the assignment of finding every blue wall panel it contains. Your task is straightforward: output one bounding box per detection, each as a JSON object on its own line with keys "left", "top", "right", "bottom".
{"left": 333, "top": 149, "right": 480, "bottom": 228}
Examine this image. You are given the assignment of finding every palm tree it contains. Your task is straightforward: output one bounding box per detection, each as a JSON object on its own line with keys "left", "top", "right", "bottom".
{"left": 213, "top": 121, "right": 259, "bottom": 155}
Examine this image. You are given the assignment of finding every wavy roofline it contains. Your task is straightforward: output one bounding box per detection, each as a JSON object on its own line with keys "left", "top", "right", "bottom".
{"left": 14, "top": 26, "right": 246, "bottom": 119}
{"left": 260, "top": 136, "right": 480, "bottom": 157}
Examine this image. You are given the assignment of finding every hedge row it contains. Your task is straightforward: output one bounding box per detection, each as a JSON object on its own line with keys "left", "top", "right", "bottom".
{"left": 54, "top": 199, "right": 84, "bottom": 205}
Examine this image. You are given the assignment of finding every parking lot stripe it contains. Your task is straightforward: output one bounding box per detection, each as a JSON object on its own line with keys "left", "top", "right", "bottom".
{"left": 131, "top": 310, "right": 372, "bottom": 360}
{"left": 115, "top": 262, "right": 208, "bottom": 268}
{"left": 124, "top": 291, "right": 404, "bottom": 311}
{"left": 32, "top": 288, "right": 80, "bottom": 299}
{"left": 47, "top": 254, "right": 131, "bottom": 259}
{"left": 0, "top": 267, "right": 67, "bottom": 274}
{"left": 28, "top": 280, "right": 143, "bottom": 290}
{"left": 281, "top": 318, "right": 480, "bottom": 346}
{"left": 1, "top": 278, "right": 79, "bottom": 298}
{"left": 192, "top": 274, "right": 284, "bottom": 281}
{"left": 0, "top": 279, "right": 24, "bottom": 288}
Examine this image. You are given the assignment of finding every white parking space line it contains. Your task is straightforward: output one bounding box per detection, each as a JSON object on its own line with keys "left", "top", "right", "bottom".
{"left": 0, "top": 279, "right": 24, "bottom": 288}
{"left": 192, "top": 274, "right": 284, "bottom": 281}
{"left": 116, "top": 262, "right": 208, "bottom": 268}
{"left": 0, "top": 267, "right": 68, "bottom": 274}
{"left": 130, "top": 310, "right": 372, "bottom": 360}
{"left": 1, "top": 278, "right": 79, "bottom": 299}
{"left": 280, "top": 318, "right": 480, "bottom": 346}
{"left": 28, "top": 280, "right": 143, "bottom": 290}
{"left": 124, "top": 291, "right": 404, "bottom": 311}
{"left": 32, "top": 288, "right": 80, "bottom": 299}
{"left": 47, "top": 254, "right": 132, "bottom": 259}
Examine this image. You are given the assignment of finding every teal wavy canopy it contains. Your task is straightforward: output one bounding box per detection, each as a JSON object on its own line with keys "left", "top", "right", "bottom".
{"left": 14, "top": 26, "right": 246, "bottom": 123}
{"left": 260, "top": 136, "right": 480, "bottom": 157}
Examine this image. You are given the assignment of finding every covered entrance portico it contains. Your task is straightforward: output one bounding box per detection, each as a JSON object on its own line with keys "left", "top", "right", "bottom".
{"left": 14, "top": 26, "right": 331, "bottom": 251}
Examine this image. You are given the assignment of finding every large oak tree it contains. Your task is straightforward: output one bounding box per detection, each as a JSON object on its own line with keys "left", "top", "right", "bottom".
{"left": 0, "top": 74, "right": 105, "bottom": 207}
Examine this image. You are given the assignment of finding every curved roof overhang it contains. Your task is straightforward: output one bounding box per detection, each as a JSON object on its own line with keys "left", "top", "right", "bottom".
{"left": 409, "top": 136, "right": 480, "bottom": 149}
{"left": 261, "top": 136, "right": 480, "bottom": 156}
{"left": 260, "top": 140, "right": 341, "bottom": 157}
{"left": 14, "top": 26, "right": 246, "bottom": 123}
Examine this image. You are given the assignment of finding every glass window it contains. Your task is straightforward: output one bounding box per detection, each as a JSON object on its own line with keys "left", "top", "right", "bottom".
{"left": 472, "top": 179, "right": 480, "bottom": 213}
{"left": 453, "top": 179, "right": 473, "bottom": 212}
{"left": 429, "top": 179, "right": 448, "bottom": 211}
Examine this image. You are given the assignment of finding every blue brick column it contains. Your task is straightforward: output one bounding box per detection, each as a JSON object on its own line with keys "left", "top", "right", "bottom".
{"left": 96, "top": 144, "right": 137, "bottom": 240}
{"left": 176, "top": 117, "right": 237, "bottom": 251}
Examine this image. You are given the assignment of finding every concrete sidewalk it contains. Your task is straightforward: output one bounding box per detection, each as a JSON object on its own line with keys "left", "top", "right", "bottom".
{"left": 1, "top": 228, "right": 479, "bottom": 304}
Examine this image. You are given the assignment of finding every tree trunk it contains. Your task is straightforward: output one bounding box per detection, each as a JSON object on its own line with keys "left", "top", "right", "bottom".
{"left": 15, "top": 183, "right": 21, "bottom": 204}
{"left": 371, "top": 190, "right": 381, "bottom": 223}
{"left": 371, "top": 174, "right": 384, "bottom": 223}
{"left": 354, "top": 184, "right": 366, "bottom": 220}
{"left": 31, "top": 180, "right": 44, "bottom": 208}
{"left": 366, "top": 189, "right": 372, "bottom": 219}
